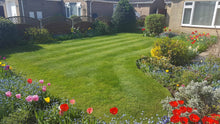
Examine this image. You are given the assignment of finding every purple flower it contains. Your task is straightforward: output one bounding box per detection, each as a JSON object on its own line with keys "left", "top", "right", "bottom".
{"left": 4, "top": 65, "right": 9, "bottom": 70}
{"left": 25, "top": 95, "right": 33, "bottom": 102}
{"left": 3, "top": 57, "right": 6, "bottom": 60}
{"left": 16, "top": 94, "right": 21, "bottom": 99}
{"left": 32, "top": 95, "right": 39, "bottom": 101}
{"left": 5, "top": 91, "right": 12, "bottom": 97}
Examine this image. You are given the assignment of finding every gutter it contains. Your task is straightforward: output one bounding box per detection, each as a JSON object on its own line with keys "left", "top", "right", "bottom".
{"left": 84, "top": 0, "right": 155, "bottom": 4}
{"left": 21, "top": 0, "right": 24, "bottom": 16}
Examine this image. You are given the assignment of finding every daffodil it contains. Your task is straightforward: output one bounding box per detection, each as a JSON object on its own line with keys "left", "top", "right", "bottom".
{"left": 193, "top": 35, "right": 196, "bottom": 37}
{"left": 44, "top": 97, "right": 50, "bottom": 103}
{"left": 71, "top": 28, "right": 74, "bottom": 33}
{"left": 166, "top": 70, "right": 169, "bottom": 73}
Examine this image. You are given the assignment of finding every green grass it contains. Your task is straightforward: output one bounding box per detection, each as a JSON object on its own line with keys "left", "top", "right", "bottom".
{"left": 1, "top": 33, "right": 171, "bottom": 122}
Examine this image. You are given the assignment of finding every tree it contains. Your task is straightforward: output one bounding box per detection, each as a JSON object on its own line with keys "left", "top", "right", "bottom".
{"left": 112, "top": 0, "right": 136, "bottom": 32}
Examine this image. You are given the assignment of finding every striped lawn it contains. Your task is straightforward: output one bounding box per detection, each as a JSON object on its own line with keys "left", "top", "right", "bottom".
{"left": 1, "top": 33, "right": 171, "bottom": 122}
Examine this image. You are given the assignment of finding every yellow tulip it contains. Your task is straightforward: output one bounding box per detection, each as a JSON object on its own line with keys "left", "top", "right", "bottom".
{"left": 0, "top": 62, "right": 1, "bottom": 65}
{"left": 193, "top": 35, "right": 196, "bottom": 37}
{"left": 44, "top": 97, "right": 50, "bottom": 103}
{"left": 9, "top": 67, "right": 12, "bottom": 70}
{"left": 2, "top": 64, "right": 5, "bottom": 66}
{"left": 166, "top": 70, "right": 169, "bottom": 73}
{"left": 176, "top": 84, "right": 179, "bottom": 87}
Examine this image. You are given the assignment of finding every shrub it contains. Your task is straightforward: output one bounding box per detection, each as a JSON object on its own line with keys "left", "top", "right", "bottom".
{"left": 95, "top": 16, "right": 112, "bottom": 26}
{"left": 24, "top": 27, "right": 54, "bottom": 44}
{"left": 145, "top": 14, "right": 166, "bottom": 36}
{"left": 74, "top": 21, "right": 93, "bottom": 33}
{"left": 92, "top": 20, "right": 111, "bottom": 35}
{"left": 161, "top": 80, "right": 220, "bottom": 118}
{"left": 153, "top": 37, "right": 189, "bottom": 66}
{"left": 0, "top": 17, "right": 18, "bottom": 48}
{"left": 112, "top": 0, "right": 136, "bottom": 32}
{"left": 136, "top": 17, "right": 145, "bottom": 27}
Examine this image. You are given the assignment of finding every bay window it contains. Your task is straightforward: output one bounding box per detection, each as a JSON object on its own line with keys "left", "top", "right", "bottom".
{"left": 182, "top": 1, "right": 220, "bottom": 28}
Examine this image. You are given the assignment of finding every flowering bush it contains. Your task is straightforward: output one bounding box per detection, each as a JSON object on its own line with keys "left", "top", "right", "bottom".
{"left": 161, "top": 80, "right": 220, "bottom": 120}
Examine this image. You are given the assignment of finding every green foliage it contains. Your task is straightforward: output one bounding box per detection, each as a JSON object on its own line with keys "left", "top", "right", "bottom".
{"left": 95, "top": 16, "right": 112, "bottom": 26}
{"left": 0, "top": 17, "right": 18, "bottom": 48}
{"left": 161, "top": 80, "right": 220, "bottom": 118}
{"left": 112, "top": 0, "right": 136, "bottom": 32}
{"left": 24, "top": 27, "right": 54, "bottom": 44}
{"left": 136, "top": 17, "right": 145, "bottom": 27}
{"left": 1, "top": 109, "right": 32, "bottom": 124}
{"left": 74, "top": 21, "right": 93, "bottom": 33}
{"left": 145, "top": 14, "right": 166, "bottom": 36}
{"left": 92, "top": 20, "right": 111, "bottom": 35}
{"left": 153, "top": 37, "right": 189, "bottom": 66}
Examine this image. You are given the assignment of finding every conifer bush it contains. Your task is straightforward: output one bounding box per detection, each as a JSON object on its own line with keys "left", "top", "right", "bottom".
{"left": 112, "top": 0, "right": 136, "bottom": 32}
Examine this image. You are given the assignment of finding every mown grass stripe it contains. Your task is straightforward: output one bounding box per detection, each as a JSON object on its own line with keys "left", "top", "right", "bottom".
{"left": 33, "top": 37, "right": 141, "bottom": 66}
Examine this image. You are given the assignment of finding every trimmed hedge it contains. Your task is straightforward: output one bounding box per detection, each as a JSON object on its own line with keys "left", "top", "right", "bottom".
{"left": 145, "top": 14, "right": 166, "bottom": 36}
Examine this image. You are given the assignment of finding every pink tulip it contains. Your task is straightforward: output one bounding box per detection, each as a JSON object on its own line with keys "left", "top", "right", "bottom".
{"left": 32, "top": 95, "right": 39, "bottom": 101}
{"left": 181, "top": 84, "right": 185, "bottom": 87}
{"left": 16, "top": 94, "right": 21, "bottom": 99}
{"left": 70, "top": 99, "right": 75, "bottom": 104}
{"left": 87, "top": 107, "right": 93, "bottom": 114}
{"left": 43, "top": 86, "right": 46, "bottom": 89}
{"left": 42, "top": 88, "right": 46, "bottom": 92}
{"left": 25, "top": 95, "right": 33, "bottom": 102}
{"left": 39, "top": 80, "right": 44, "bottom": 84}
{"left": 47, "top": 83, "right": 51, "bottom": 86}
{"left": 5, "top": 91, "right": 12, "bottom": 97}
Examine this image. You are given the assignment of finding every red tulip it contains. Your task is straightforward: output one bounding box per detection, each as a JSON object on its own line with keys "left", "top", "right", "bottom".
{"left": 87, "top": 107, "right": 93, "bottom": 114}
{"left": 169, "top": 101, "right": 178, "bottom": 107}
{"left": 170, "top": 115, "right": 180, "bottom": 123}
{"left": 27, "top": 79, "right": 32, "bottom": 84}
{"left": 110, "top": 107, "right": 118, "bottom": 115}
{"left": 186, "top": 107, "right": 193, "bottom": 113}
{"left": 169, "top": 29, "right": 171, "bottom": 31}
{"left": 179, "top": 106, "right": 187, "bottom": 113}
{"left": 189, "top": 114, "right": 200, "bottom": 122}
{"left": 60, "top": 104, "right": 69, "bottom": 112}
{"left": 178, "top": 100, "right": 184, "bottom": 105}
{"left": 180, "top": 117, "right": 188, "bottom": 124}
{"left": 141, "top": 28, "right": 145, "bottom": 31}
{"left": 192, "top": 32, "right": 195, "bottom": 34}
{"left": 195, "top": 31, "right": 197, "bottom": 33}
{"left": 164, "top": 26, "right": 166, "bottom": 29}
{"left": 173, "top": 109, "right": 181, "bottom": 116}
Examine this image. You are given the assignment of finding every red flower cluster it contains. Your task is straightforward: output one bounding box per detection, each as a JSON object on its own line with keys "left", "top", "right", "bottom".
{"left": 141, "top": 28, "right": 145, "bottom": 31}
{"left": 189, "top": 30, "right": 210, "bottom": 44}
{"left": 163, "top": 26, "right": 171, "bottom": 32}
{"left": 169, "top": 100, "right": 219, "bottom": 124}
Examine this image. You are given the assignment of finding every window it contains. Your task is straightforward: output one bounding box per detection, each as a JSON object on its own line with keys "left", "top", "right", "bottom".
{"left": 29, "top": 11, "right": 35, "bottom": 18}
{"left": 113, "top": 4, "right": 117, "bottom": 13}
{"left": 182, "top": 1, "right": 220, "bottom": 28}
{"left": 65, "top": 2, "right": 81, "bottom": 18}
{"left": 36, "top": 11, "right": 43, "bottom": 19}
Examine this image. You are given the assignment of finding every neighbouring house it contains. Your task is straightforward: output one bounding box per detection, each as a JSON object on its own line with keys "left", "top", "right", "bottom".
{"left": 2, "top": 0, "right": 64, "bottom": 19}
{"left": 63, "top": 0, "right": 166, "bottom": 18}
{"left": 167, "top": 0, "right": 220, "bottom": 35}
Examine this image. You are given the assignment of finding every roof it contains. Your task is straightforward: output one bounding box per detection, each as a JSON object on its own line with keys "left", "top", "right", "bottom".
{"left": 84, "top": 0, "right": 155, "bottom": 4}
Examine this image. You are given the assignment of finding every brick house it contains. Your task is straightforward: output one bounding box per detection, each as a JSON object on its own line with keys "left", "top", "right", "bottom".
{"left": 1, "top": 0, "right": 64, "bottom": 19}
{"left": 167, "top": 0, "right": 220, "bottom": 35}
{"left": 1, "top": 0, "right": 165, "bottom": 19}
{"left": 64, "top": 0, "right": 166, "bottom": 18}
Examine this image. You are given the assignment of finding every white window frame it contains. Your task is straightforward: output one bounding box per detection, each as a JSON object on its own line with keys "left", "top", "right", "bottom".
{"left": 36, "top": 11, "right": 43, "bottom": 19}
{"left": 181, "top": 1, "right": 220, "bottom": 28}
{"left": 29, "top": 11, "right": 35, "bottom": 18}
{"left": 65, "top": 2, "right": 81, "bottom": 18}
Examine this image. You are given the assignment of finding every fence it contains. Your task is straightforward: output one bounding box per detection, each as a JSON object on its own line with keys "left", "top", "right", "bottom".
{"left": 7, "top": 16, "right": 95, "bottom": 35}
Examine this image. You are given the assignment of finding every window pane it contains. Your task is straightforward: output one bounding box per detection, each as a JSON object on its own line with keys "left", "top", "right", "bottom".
{"left": 183, "top": 8, "right": 191, "bottom": 24}
{"left": 215, "top": 9, "right": 220, "bottom": 25}
{"left": 78, "top": 8, "right": 81, "bottom": 16}
{"left": 70, "top": 3, "right": 77, "bottom": 16}
{"left": 185, "top": 2, "right": 192, "bottom": 6}
{"left": 192, "top": 1, "right": 215, "bottom": 26}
